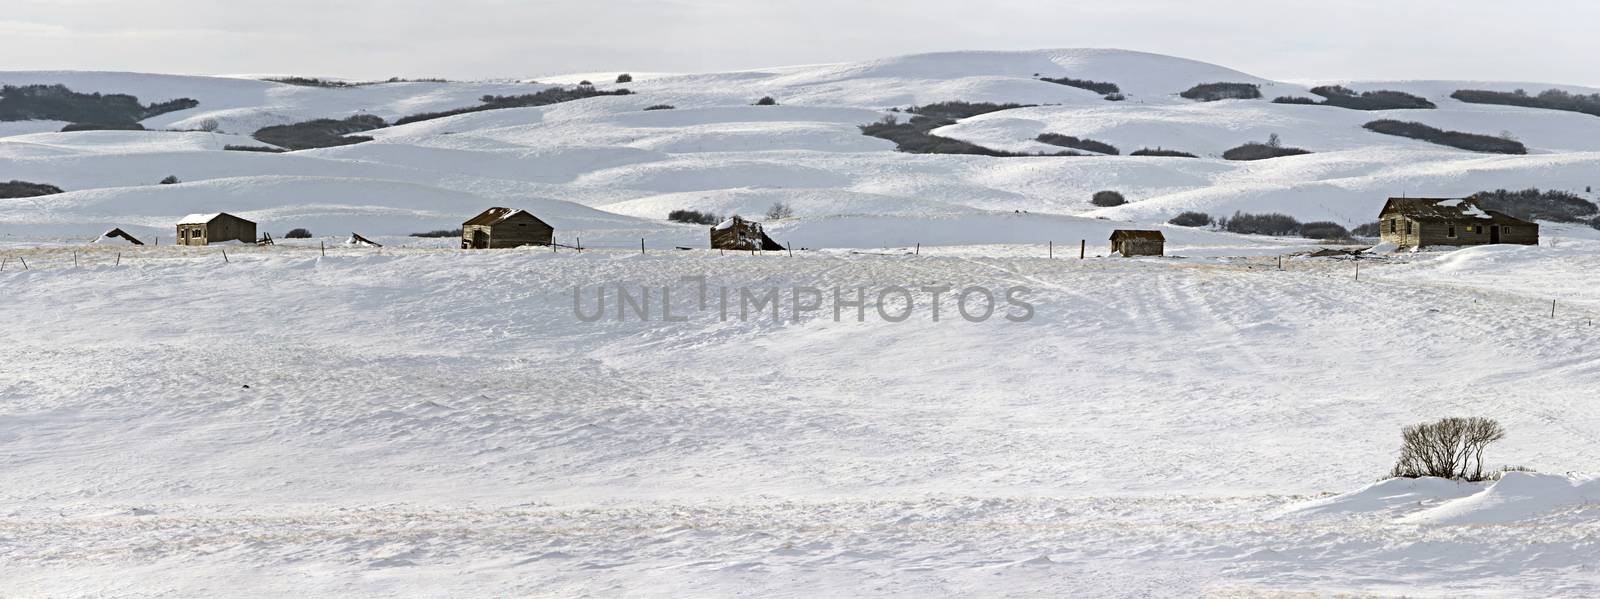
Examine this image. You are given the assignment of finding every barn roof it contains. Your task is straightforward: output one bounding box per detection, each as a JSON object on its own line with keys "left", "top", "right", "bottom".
{"left": 177, "top": 213, "right": 222, "bottom": 225}
{"left": 464, "top": 207, "right": 542, "bottom": 227}
{"left": 1110, "top": 229, "right": 1165, "bottom": 242}
{"left": 1380, "top": 198, "right": 1533, "bottom": 225}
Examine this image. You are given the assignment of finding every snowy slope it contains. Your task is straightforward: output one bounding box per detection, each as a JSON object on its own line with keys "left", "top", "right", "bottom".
{"left": 6, "top": 50, "right": 1600, "bottom": 244}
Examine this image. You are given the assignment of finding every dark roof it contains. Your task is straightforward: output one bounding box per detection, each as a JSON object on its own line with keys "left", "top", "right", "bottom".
{"left": 1110, "top": 229, "right": 1165, "bottom": 242}
{"left": 464, "top": 207, "right": 547, "bottom": 227}
{"left": 1379, "top": 198, "right": 1534, "bottom": 225}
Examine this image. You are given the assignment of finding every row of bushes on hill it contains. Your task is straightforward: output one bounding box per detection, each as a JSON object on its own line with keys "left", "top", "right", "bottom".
{"left": 392, "top": 86, "right": 635, "bottom": 126}
{"left": 1362, "top": 119, "right": 1526, "bottom": 154}
{"left": 253, "top": 114, "right": 387, "bottom": 150}
{"left": 266, "top": 76, "right": 451, "bottom": 87}
{"left": 224, "top": 144, "right": 287, "bottom": 153}
{"left": 668, "top": 209, "right": 722, "bottom": 225}
{"left": 1035, "top": 133, "right": 1119, "bottom": 155}
{"left": 1273, "top": 85, "right": 1436, "bottom": 110}
{"left": 0, "top": 84, "right": 198, "bottom": 124}
{"left": 411, "top": 228, "right": 464, "bottom": 238}
{"left": 1166, "top": 210, "right": 1355, "bottom": 239}
{"left": 1451, "top": 88, "right": 1600, "bottom": 118}
{"left": 1037, "top": 76, "right": 1121, "bottom": 100}
{"left": 1130, "top": 147, "right": 1198, "bottom": 158}
{"left": 0, "top": 180, "right": 64, "bottom": 198}
{"left": 862, "top": 102, "right": 1077, "bottom": 157}
{"left": 1469, "top": 188, "right": 1598, "bottom": 223}
{"left": 1222, "top": 134, "right": 1312, "bottom": 160}
{"left": 60, "top": 122, "right": 145, "bottom": 132}
{"left": 1180, "top": 82, "right": 1261, "bottom": 102}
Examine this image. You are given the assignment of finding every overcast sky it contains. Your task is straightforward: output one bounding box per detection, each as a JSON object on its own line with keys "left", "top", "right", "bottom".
{"left": 2, "top": 0, "right": 1596, "bottom": 84}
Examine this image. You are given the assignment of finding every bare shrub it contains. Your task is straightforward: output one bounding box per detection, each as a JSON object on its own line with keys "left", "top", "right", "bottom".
{"left": 764, "top": 202, "right": 794, "bottom": 220}
{"left": 1168, "top": 211, "right": 1213, "bottom": 227}
{"left": 1390, "top": 417, "right": 1506, "bottom": 481}
{"left": 668, "top": 209, "right": 720, "bottom": 225}
{"left": 284, "top": 228, "right": 313, "bottom": 239}
{"left": 754, "top": 96, "right": 778, "bottom": 106}
{"left": 1299, "top": 221, "right": 1350, "bottom": 240}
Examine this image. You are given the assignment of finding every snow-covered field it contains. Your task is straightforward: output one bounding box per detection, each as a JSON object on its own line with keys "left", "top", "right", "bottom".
{"left": 4, "top": 48, "right": 1600, "bottom": 597}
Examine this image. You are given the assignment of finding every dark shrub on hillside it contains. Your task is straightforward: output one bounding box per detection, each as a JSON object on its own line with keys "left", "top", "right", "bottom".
{"left": 1180, "top": 82, "right": 1261, "bottom": 102}
{"left": 253, "top": 115, "right": 386, "bottom": 150}
{"left": 860, "top": 103, "right": 1056, "bottom": 157}
{"left": 859, "top": 115, "right": 1064, "bottom": 157}
{"left": 615, "top": 73, "right": 633, "bottom": 83}
{"left": 643, "top": 104, "right": 675, "bottom": 111}
{"left": 754, "top": 96, "right": 778, "bottom": 106}
{"left": 1104, "top": 93, "right": 1126, "bottom": 102}
{"left": 1451, "top": 88, "right": 1600, "bottom": 118}
{"left": 224, "top": 144, "right": 287, "bottom": 153}
{"left": 1168, "top": 211, "right": 1213, "bottom": 227}
{"left": 267, "top": 77, "right": 354, "bottom": 88}
{"left": 0, "top": 180, "right": 64, "bottom": 198}
{"left": 61, "top": 122, "right": 146, "bottom": 132}
{"left": 1225, "top": 211, "right": 1302, "bottom": 236}
{"left": 1131, "top": 147, "right": 1198, "bottom": 158}
{"left": 1090, "top": 190, "right": 1127, "bottom": 207}
{"left": 906, "top": 101, "right": 1033, "bottom": 121}
{"left": 1222, "top": 142, "right": 1311, "bottom": 161}
{"left": 1351, "top": 222, "right": 1382, "bottom": 237}
{"left": 393, "top": 86, "right": 635, "bottom": 125}
{"left": 159, "top": 175, "right": 180, "bottom": 185}
{"left": 0, "top": 84, "right": 197, "bottom": 124}
{"left": 1038, "top": 76, "right": 1120, "bottom": 95}
{"left": 1272, "top": 96, "right": 1319, "bottom": 105}
{"left": 1362, "top": 120, "right": 1526, "bottom": 154}
{"left": 1036, "top": 133, "right": 1119, "bottom": 155}
{"left": 1307, "top": 86, "right": 1435, "bottom": 110}
{"left": 284, "top": 228, "right": 313, "bottom": 238}
{"left": 1469, "top": 188, "right": 1598, "bottom": 223}
{"left": 410, "top": 228, "right": 463, "bottom": 238}
{"left": 668, "top": 209, "right": 721, "bottom": 225}
{"left": 1299, "top": 221, "right": 1350, "bottom": 239}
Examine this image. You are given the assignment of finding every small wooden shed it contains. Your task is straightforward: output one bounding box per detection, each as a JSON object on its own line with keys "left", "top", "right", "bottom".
{"left": 1110, "top": 229, "right": 1165, "bottom": 257}
{"left": 710, "top": 216, "right": 783, "bottom": 251}
{"left": 1378, "top": 197, "right": 1538, "bottom": 249}
{"left": 461, "top": 207, "right": 554, "bottom": 249}
{"left": 176, "top": 212, "right": 256, "bottom": 246}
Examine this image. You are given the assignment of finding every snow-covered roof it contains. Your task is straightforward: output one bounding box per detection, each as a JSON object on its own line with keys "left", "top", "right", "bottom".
{"left": 1380, "top": 198, "right": 1532, "bottom": 225}
{"left": 464, "top": 207, "right": 544, "bottom": 227}
{"left": 177, "top": 213, "right": 222, "bottom": 225}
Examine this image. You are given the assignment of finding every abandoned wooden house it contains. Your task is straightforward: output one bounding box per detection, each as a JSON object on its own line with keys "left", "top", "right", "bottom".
{"left": 176, "top": 213, "right": 256, "bottom": 246}
{"left": 461, "top": 207, "right": 554, "bottom": 249}
{"left": 1109, "top": 229, "right": 1165, "bottom": 257}
{"left": 710, "top": 216, "right": 784, "bottom": 251}
{"left": 1379, "top": 198, "right": 1538, "bottom": 248}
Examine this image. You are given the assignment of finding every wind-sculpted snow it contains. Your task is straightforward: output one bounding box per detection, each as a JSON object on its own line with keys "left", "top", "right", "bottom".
{"left": 1, "top": 248, "right": 1598, "bottom": 595}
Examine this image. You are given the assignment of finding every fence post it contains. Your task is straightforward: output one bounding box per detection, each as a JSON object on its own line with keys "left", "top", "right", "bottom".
{"left": 1355, "top": 261, "right": 1359, "bottom": 281}
{"left": 641, "top": 238, "right": 646, "bottom": 255}
{"left": 19, "top": 257, "right": 28, "bottom": 270}
{"left": 1552, "top": 299, "right": 1557, "bottom": 318}
{"left": 787, "top": 243, "right": 793, "bottom": 257}
{"left": 1079, "top": 240, "right": 1085, "bottom": 260}
{"left": 1049, "top": 241, "right": 1053, "bottom": 259}
{"left": 115, "top": 252, "right": 121, "bottom": 266}
{"left": 577, "top": 237, "right": 581, "bottom": 252}
{"left": 1, "top": 257, "right": 6, "bottom": 271}
{"left": 915, "top": 243, "right": 919, "bottom": 255}
{"left": 73, "top": 251, "right": 78, "bottom": 268}
{"left": 222, "top": 249, "right": 229, "bottom": 263}
{"left": 321, "top": 241, "right": 325, "bottom": 257}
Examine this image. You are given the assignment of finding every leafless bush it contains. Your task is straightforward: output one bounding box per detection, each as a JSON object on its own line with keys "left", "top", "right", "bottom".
{"left": 1390, "top": 417, "right": 1506, "bottom": 481}
{"left": 765, "top": 202, "right": 794, "bottom": 220}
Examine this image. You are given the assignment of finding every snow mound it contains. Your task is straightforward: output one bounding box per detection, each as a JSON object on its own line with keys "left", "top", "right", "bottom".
{"left": 1279, "top": 477, "right": 1480, "bottom": 518}
{"left": 1400, "top": 472, "right": 1600, "bottom": 525}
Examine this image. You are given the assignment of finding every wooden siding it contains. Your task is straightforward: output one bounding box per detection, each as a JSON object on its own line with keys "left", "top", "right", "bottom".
{"left": 1380, "top": 214, "right": 1538, "bottom": 248}
{"left": 1113, "top": 239, "right": 1164, "bottom": 257}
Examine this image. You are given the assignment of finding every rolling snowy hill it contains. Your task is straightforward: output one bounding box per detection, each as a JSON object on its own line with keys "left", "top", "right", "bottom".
{"left": 5, "top": 48, "right": 1599, "bottom": 246}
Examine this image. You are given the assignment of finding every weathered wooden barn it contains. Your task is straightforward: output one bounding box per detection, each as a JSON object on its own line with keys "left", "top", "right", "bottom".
{"left": 461, "top": 207, "right": 554, "bottom": 249}
{"left": 1379, "top": 198, "right": 1538, "bottom": 248}
{"left": 176, "top": 213, "right": 256, "bottom": 246}
{"left": 1109, "top": 229, "right": 1165, "bottom": 257}
{"left": 710, "top": 216, "right": 784, "bottom": 251}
